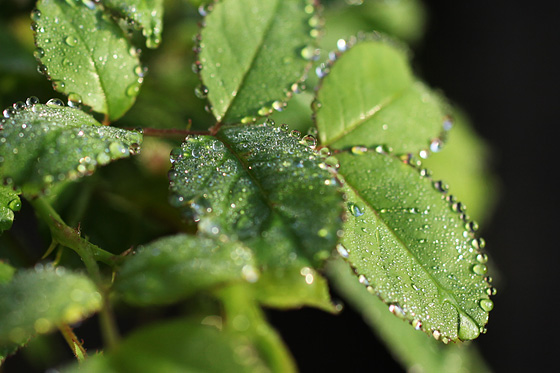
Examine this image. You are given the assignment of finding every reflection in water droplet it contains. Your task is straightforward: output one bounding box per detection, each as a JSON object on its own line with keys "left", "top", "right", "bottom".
{"left": 336, "top": 243, "right": 349, "bottom": 258}
{"left": 347, "top": 202, "right": 364, "bottom": 217}
{"left": 26, "top": 96, "right": 40, "bottom": 107}
{"left": 46, "top": 98, "right": 64, "bottom": 107}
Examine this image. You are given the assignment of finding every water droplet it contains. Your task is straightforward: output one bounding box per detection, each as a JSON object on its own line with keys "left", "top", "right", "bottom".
{"left": 433, "top": 180, "right": 449, "bottom": 193}
{"left": 471, "top": 237, "right": 486, "bottom": 250}
{"left": 432, "top": 330, "right": 441, "bottom": 340}
{"left": 289, "top": 130, "right": 301, "bottom": 139}
{"left": 458, "top": 313, "right": 480, "bottom": 340}
{"left": 479, "top": 299, "right": 494, "bottom": 312}
{"left": 96, "top": 152, "right": 111, "bottom": 165}
{"left": 194, "top": 84, "right": 208, "bottom": 99}
{"left": 351, "top": 146, "right": 367, "bottom": 155}
{"left": 388, "top": 303, "right": 405, "bottom": 318}
{"left": 476, "top": 253, "right": 488, "bottom": 264}
{"left": 466, "top": 220, "right": 479, "bottom": 232}
{"left": 347, "top": 202, "right": 364, "bottom": 217}
{"left": 272, "top": 100, "right": 285, "bottom": 112}
{"left": 129, "top": 143, "right": 141, "bottom": 155}
{"left": 31, "top": 8, "right": 41, "bottom": 22}
{"left": 67, "top": 92, "right": 82, "bottom": 107}
{"left": 3, "top": 107, "right": 16, "bottom": 118}
{"left": 291, "top": 82, "right": 304, "bottom": 94}
{"left": 472, "top": 263, "right": 488, "bottom": 275}
{"left": 8, "top": 198, "right": 21, "bottom": 211}
{"left": 412, "top": 319, "right": 422, "bottom": 330}
{"left": 336, "top": 38, "right": 348, "bottom": 52}
{"left": 300, "top": 45, "right": 318, "bottom": 61}
{"left": 37, "top": 64, "right": 48, "bottom": 75}
{"left": 126, "top": 82, "right": 141, "bottom": 97}
{"left": 301, "top": 135, "right": 316, "bottom": 149}
{"left": 336, "top": 243, "right": 349, "bottom": 258}
{"left": 13, "top": 101, "right": 26, "bottom": 110}
{"left": 191, "top": 61, "right": 202, "bottom": 73}
{"left": 280, "top": 124, "right": 289, "bottom": 132}
{"left": 33, "top": 47, "right": 45, "bottom": 59}
{"left": 430, "top": 138, "right": 444, "bottom": 152}
{"left": 46, "top": 98, "right": 64, "bottom": 107}
{"left": 65, "top": 35, "right": 78, "bottom": 47}
{"left": 109, "top": 141, "right": 128, "bottom": 157}
{"left": 26, "top": 96, "right": 40, "bottom": 107}
{"left": 452, "top": 202, "right": 466, "bottom": 213}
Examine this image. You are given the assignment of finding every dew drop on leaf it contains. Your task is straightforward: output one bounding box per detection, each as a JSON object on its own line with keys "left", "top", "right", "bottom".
{"left": 479, "top": 299, "right": 494, "bottom": 312}
{"left": 46, "top": 98, "right": 64, "bottom": 107}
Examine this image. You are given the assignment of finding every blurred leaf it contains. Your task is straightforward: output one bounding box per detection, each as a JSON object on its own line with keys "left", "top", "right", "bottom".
{"left": 337, "top": 150, "right": 493, "bottom": 341}
{"left": 0, "top": 266, "right": 102, "bottom": 344}
{"left": 0, "top": 261, "right": 15, "bottom": 285}
{"left": 63, "top": 318, "right": 270, "bottom": 372}
{"left": 0, "top": 186, "right": 20, "bottom": 234}
{"left": 34, "top": 0, "right": 142, "bottom": 120}
{"left": 198, "top": 0, "right": 317, "bottom": 123}
{"left": 104, "top": 0, "right": 164, "bottom": 48}
{"left": 115, "top": 234, "right": 258, "bottom": 306}
{"left": 168, "top": 123, "right": 343, "bottom": 266}
{"left": 327, "top": 258, "right": 492, "bottom": 373}
{"left": 314, "top": 37, "right": 448, "bottom": 155}
{"left": 0, "top": 101, "right": 142, "bottom": 195}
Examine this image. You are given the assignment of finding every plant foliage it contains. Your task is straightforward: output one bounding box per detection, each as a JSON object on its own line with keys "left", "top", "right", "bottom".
{"left": 0, "top": 0, "right": 496, "bottom": 371}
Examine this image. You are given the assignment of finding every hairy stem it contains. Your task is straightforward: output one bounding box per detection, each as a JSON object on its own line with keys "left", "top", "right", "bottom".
{"left": 58, "top": 323, "right": 88, "bottom": 362}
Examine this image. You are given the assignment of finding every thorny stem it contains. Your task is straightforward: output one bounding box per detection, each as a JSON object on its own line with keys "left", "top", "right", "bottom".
{"left": 58, "top": 323, "right": 88, "bottom": 362}
{"left": 28, "top": 196, "right": 121, "bottom": 349}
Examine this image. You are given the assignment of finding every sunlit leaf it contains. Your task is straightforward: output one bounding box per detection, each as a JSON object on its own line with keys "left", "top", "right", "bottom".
{"left": 168, "top": 123, "right": 343, "bottom": 266}
{"left": 314, "top": 37, "right": 448, "bottom": 155}
{"left": 116, "top": 234, "right": 258, "bottom": 306}
{"left": 0, "top": 266, "right": 102, "bottom": 345}
{"left": 104, "top": 0, "right": 164, "bottom": 48}
{"left": 0, "top": 186, "right": 20, "bottom": 235}
{"left": 33, "top": 0, "right": 142, "bottom": 120}
{"left": 336, "top": 150, "right": 493, "bottom": 341}
{"left": 198, "top": 0, "right": 317, "bottom": 123}
{"left": 0, "top": 101, "right": 143, "bottom": 195}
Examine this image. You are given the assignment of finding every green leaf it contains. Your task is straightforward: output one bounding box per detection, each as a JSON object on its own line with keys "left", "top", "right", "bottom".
{"left": 63, "top": 319, "right": 269, "bottom": 373}
{"left": 0, "top": 186, "right": 20, "bottom": 234}
{"left": 198, "top": 0, "right": 317, "bottom": 123}
{"left": 0, "top": 101, "right": 143, "bottom": 195}
{"left": 0, "top": 265, "right": 102, "bottom": 344}
{"left": 115, "top": 234, "right": 258, "bottom": 306}
{"left": 336, "top": 150, "right": 493, "bottom": 342}
{"left": 33, "top": 0, "right": 142, "bottom": 120}
{"left": 168, "top": 123, "right": 343, "bottom": 266}
{"left": 0, "top": 261, "right": 15, "bottom": 285}
{"left": 327, "top": 258, "right": 492, "bottom": 372}
{"left": 104, "top": 0, "right": 164, "bottom": 48}
{"left": 314, "top": 37, "right": 448, "bottom": 155}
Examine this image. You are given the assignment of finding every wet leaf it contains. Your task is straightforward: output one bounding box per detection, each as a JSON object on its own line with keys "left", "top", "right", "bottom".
{"left": 0, "top": 265, "right": 102, "bottom": 345}
{"left": 0, "top": 101, "right": 143, "bottom": 195}
{"left": 337, "top": 150, "right": 493, "bottom": 341}
{"left": 63, "top": 318, "right": 269, "bottom": 373}
{"left": 198, "top": 0, "right": 317, "bottom": 123}
{"left": 33, "top": 0, "right": 142, "bottom": 120}
{"left": 327, "top": 258, "right": 492, "bottom": 372}
{"left": 104, "top": 0, "right": 164, "bottom": 48}
{"left": 314, "top": 37, "right": 448, "bottom": 155}
{"left": 115, "top": 234, "right": 258, "bottom": 306}
{"left": 0, "top": 186, "right": 20, "bottom": 235}
{"left": 168, "top": 123, "right": 343, "bottom": 267}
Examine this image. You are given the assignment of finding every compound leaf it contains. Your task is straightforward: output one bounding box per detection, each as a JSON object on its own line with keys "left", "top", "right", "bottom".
{"left": 0, "top": 101, "right": 143, "bottom": 195}
{"left": 0, "top": 266, "right": 102, "bottom": 345}
{"left": 314, "top": 37, "right": 448, "bottom": 155}
{"left": 0, "top": 186, "right": 20, "bottom": 235}
{"left": 336, "top": 150, "right": 493, "bottom": 342}
{"left": 198, "top": 0, "right": 317, "bottom": 123}
{"left": 168, "top": 123, "right": 343, "bottom": 267}
{"left": 104, "top": 0, "right": 164, "bottom": 48}
{"left": 33, "top": 0, "right": 142, "bottom": 120}
{"left": 63, "top": 319, "right": 269, "bottom": 373}
{"left": 115, "top": 234, "right": 258, "bottom": 306}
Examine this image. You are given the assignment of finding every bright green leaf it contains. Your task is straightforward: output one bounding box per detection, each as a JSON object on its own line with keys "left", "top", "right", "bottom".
{"left": 198, "top": 0, "right": 317, "bottom": 123}
{"left": 336, "top": 150, "right": 493, "bottom": 342}
{"left": 0, "top": 261, "right": 15, "bottom": 285}
{"left": 104, "top": 0, "right": 164, "bottom": 48}
{"left": 314, "top": 37, "right": 448, "bottom": 155}
{"left": 34, "top": 0, "right": 142, "bottom": 120}
{"left": 0, "top": 101, "right": 143, "bottom": 195}
{"left": 0, "top": 266, "right": 102, "bottom": 344}
{"left": 0, "top": 186, "right": 20, "bottom": 234}
{"left": 63, "top": 319, "right": 269, "bottom": 373}
{"left": 115, "top": 234, "right": 258, "bottom": 306}
{"left": 327, "top": 258, "right": 492, "bottom": 372}
{"left": 168, "top": 123, "right": 343, "bottom": 266}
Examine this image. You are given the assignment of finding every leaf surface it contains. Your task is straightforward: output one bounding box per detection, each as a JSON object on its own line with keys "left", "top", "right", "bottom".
{"left": 198, "top": 0, "right": 317, "bottom": 123}
{"left": 337, "top": 150, "right": 493, "bottom": 341}
{"left": 34, "top": 0, "right": 142, "bottom": 120}
{"left": 314, "top": 38, "right": 448, "bottom": 155}
{"left": 104, "top": 0, "right": 164, "bottom": 48}
{"left": 0, "top": 186, "right": 20, "bottom": 234}
{"left": 168, "top": 123, "right": 343, "bottom": 266}
{"left": 0, "top": 101, "right": 142, "bottom": 195}
{"left": 63, "top": 319, "right": 269, "bottom": 373}
{"left": 115, "top": 234, "right": 258, "bottom": 306}
{"left": 0, "top": 266, "right": 102, "bottom": 344}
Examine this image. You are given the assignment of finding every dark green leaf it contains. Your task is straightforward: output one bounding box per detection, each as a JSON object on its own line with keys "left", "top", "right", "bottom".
{"left": 0, "top": 265, "right": 102, "bottom": 345}
{"left": 336, "top": 150, "right": 493, "bottom": 341}
{"left": 115, "top": 234, "right": 258, "bottom": 306}
{"left": 314, "top": 37, "right": 448, "bottom": 155}
{"left": 198, "top": 0, "right": 317, "bottom": 123}
{"left": 63, "top": 319, "right": 269, "bottom": 373}
{"left": 0, "top": 101, "right": 142, "bottom": 195}
{"left": 168, "top": 123, "right": 343, "bottom": 266}
{"left": 34, "top": 0, "right": 142, "bottom": 120}
{"left": 327, "top": 258, "right": 492, "bottom": 372}
{"left": 0, "top": 186, "right": 20, "bottom": 234}
{"left": 104, "top": 0, "right": 164, "bottom": 48}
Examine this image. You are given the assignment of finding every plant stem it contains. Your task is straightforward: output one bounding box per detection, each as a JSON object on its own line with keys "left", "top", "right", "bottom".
{"left": 58, "top": 323, "right": 88, "bottom": 362}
